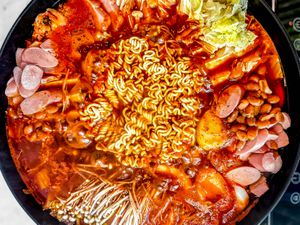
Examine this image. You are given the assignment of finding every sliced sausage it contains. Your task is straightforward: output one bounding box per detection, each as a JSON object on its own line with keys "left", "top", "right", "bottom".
{"left": 13, "top": 66, "right": 22, "bottom": 88}
{"left": 19, "top": 85, "right": 39, "bottom": 98}
{"left": 275, "top": 131, "right": 289, "bottom": 148}
{"left": 216, "top": 85, "right": 243, "bottom": 118}
{"left": 20, "top": 91, "right": 50, "bottom": 115}
{"left": 16, "top": 48, "right": 24, "bottom": 67}
{"left": 249, "top": 152, "right": 282, "bottom": 174}
{"left": 236, "top": 129, "right": 269, "bottom": 160}
{"left": 248, "top": 154, "right": 265, "bottom": 172}
{"left": 280, "top": 112, "right": 291, "bottom": 130}
{"left": 262, "top": 152, "right": 277, "bottom": 173}
{"left": 226, "top": 166, "right": 261, "bottom": 186}
{"left": 21, "top": 65, "right": 43, "bottom": 90}
{"left": 250, "top": 177, "right": 269, "bottom": 197}
{"left": 5, "top": 77, "right": 19, "bottom": 97}
{"left": 22, "top": 47, "right": 58, "bottom": 68}
{"left": 20, "top": 90, "right": 62, "bottom": 115}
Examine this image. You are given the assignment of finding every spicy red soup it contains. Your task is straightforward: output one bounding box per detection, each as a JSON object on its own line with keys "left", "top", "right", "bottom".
{"left": 4, "top": 0, "right": 291, "bottom": 224}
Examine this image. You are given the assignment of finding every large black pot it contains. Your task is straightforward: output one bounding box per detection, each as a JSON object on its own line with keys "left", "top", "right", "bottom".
{"left": 0, "top": 0, "right": 299, "bottom": 225}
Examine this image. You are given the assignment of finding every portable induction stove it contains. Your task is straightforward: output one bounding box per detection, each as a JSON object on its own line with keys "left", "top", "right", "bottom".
{"left": 260, "top": 1, "right": 300, "bottom": 225}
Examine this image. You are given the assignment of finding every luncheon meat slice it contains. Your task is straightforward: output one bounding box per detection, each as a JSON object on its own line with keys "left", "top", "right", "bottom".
{"left": 16, "top": 48, "right": 24, "bottom": 67}
{"left": 5, "top": 77, "right": 19, "bottom": 97}
{"left": 22, "top": 47, "right": 58, "bottom": 68}
{"left": 21, "top": 65, "right": 43, "bottom": 90}
{"left": 226, "top": 166, "right": 261, "bottom": 186}
{"left": 216, "top": 85, "right": 243, "bottom": 118}
{"left": 236, "top": 129, "right": 269, "bottom": 160}
{"left": 20, "top": 90, "right": 62, "bottom": 115}
{"left": 250, "top": 177, "right": 269, "bottom": 197}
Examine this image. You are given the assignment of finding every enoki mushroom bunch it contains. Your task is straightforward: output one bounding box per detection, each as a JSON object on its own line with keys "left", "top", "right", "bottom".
{"left": 49, "top": 179, "right": 150, "bottom": 225}
{"left": 80, "top": 36, "right": 209, "bottom": 168}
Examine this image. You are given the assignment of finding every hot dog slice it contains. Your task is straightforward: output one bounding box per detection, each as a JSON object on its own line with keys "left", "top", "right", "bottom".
{"left": 22, "top": 47, "right": 58, "bottom": 68}
{"left": 248, "top": 154, "right": 265, "bottom": 172}
{"left": 226, "top": 166, "right": 261, "bottom": 186}
{"left": 5, "top": 77, "right": 19, "bottom": 97}
{"left": 249, "top": 152, "right": 282, "bottom": 174}
{"left": 20, "top": 90, "right": 62, "bottom": 115}
{"left": 21, "top": 65, "right": 43, "bottom": 90}
{"left": 13, "top": 66, "right": 22, "bottom": 88}
{"left": 20, "top": 91, "right": 50, "bottom": 115}
{"left": 16, "top": 48, "right": 24, "bottom": 67}
{"left": 275, "top": 131, "right": 289, "bottom": 148}
{"left": 216, "top": 85, "right": 243, "bottom": 118}
{"left": 236, "top": 129, "right": 269, "bottom": 160}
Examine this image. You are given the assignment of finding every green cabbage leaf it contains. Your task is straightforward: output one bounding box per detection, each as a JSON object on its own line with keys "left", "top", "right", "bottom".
{"left": 178, "top": 0, "right": 257, "bottom": 51}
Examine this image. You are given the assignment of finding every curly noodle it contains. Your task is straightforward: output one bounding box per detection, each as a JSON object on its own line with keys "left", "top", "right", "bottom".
{"left": 80, "top": 36, "right": 209, "bottom": 168}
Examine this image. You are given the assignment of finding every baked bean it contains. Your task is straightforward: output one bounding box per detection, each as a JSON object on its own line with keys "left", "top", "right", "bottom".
{"left": 259, "top": 113, "right": 274, "bottom": 121}
{"left": 260, "top": 104, "right": 272, "bottom": 114}
{"left": 227, "top": 110, "right": 239, "bottom": 123}
{"left": 254, "top": 106, "right": 261, "bottom": 116}
{"left": 275, "top": 112, "right": 284, "bottom": 122}
{"left": 259, "top": 80, "right": 272, "bottom": 94}
{"left": 46, "top": 105, "right": 59, "bottom": 114}
{"left": 236, "top": 116, "right": 246, "bottom": 124}
{"left": 247, "top": 96, "right": 264, "bottom": 107}
{"left": 256, "top": 119, "right": 271, "bottom": 129}
{"left": 270, "top": 107, "right": 281, "bottom": 115}
{"left": 269, "top": 118, "right": 278, "bottom": 127}
{"left": 24, "top": 125, "right": 33, "bottom": 135}
{"left": 247, "top": 117, "right": 256, "bottom": 126}
{"left": 246, "top": 82, "right": 259, "bottom": 91}
{"left": 238, "top": 99, "right": 249, "bottom": 110}
{"left": 260, "top": 92, "right": 268, "bottom": 99}
{"left": 247, "top": 127, "right": 258, "bottom": 140}
{"left": 267, "top": 95, "right": 280, "bottom": 104}
{"left": 236, "top": 130, "right": 248, "bottom": 141}
{"left": 35, "top": 111, "right": 46, "bottom": 120}
{"left": 232, "top": 123, "right": 247, "bottom": 132}
{"left": 245, "top": 104, "right": 255, "bottom": 117}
